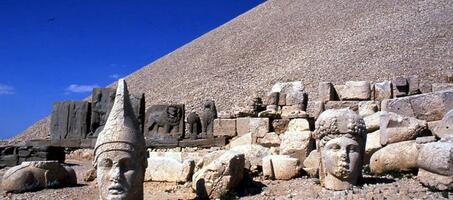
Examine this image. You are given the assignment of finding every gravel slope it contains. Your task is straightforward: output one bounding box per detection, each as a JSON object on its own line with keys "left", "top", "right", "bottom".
{"left": 12, "top": 0, "right": 453, "bottom": 142}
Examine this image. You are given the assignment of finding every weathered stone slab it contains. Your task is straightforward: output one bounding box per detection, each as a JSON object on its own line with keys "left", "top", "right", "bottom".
{"left": 382, "top": 90, "right": 453, "bottom": 122}
{"left": 324, "top": 101, "right": 359, "bottom": 112}
{"left": 433, "top": 110, "right": 453, "bottom": 139}
{"left": 363, "top": 111, "right": 382, "bottom": 133}
{"left": 179, "top": 137, "right": 227, "bottom": 148}
{"left": 236, "top": 118, "right": 269, "bottom": 137}
{"left": 432, "top": 83, "right": 453, "bottom": 92}
{"left": 255, "top": 132, "right": 281, "bottom": 147}
{"left": 358, "top": 101, "right": 379, "bottom": 117}
{"left": 144, "top": 104, "right": 185, "bottom": 141}
{"left": 50, "top": 100, "right": 91, "bottom": 141}
{"left": 417, "top": 140, "right": 453, "bottom": 176}
{"left": 192, "top": 150, "right": 245, "bottom": 199}
{"left": 373, "top": 80, "right": 393, "bottom": 101}
{"left": 1, "top": 161, "right": 77, "bottom": 193}
{"left": 145, "top": 157, "right": 194, "bottom": 183}
{"left": 306, "top": 101, "right": 324, "bottom": 119}
{"left": 271, "top": 119, "right": 290, "bottom": 135}
{"left": 334, "top": 85, "right": 345, "bottom": 100}
{"left": 370, "top": 141, "right": 418, "bottom": 174}
{"left": 380, "top": 112, "right": 428, "bottom": 146}
{"left": 303, "top": 150, "right": 320, "bottom": 178}
{"left": 341, "top": 81, "right": 371, "bottom": 100}
{"left": 365, "top": 130, "right": 382, "bottom": 165}
{"left": 213, "top": 119, "right": 237, "bottom": 137}
{"left": 407, "top": 75, "right": 421, "bottom": 95}
{"left": 262, "top": 155, "right": 301, "bottom": 180}
{"left": 393, "top": 76, "right": 409, "bottom": 97}
{"left": 229, "top": 133, "right": 253, "bottom": 148}
{"left": 231, "top": 144, "right": 272, "bottom": 171}
{"left": 280, "top": 130, "right": 314, "bottom": 163}
{"left": 419, "top": 82, "right": 432, "bottom": 93}
{"left": 319, "top": 82, "right": 335, "bottom": 103}
{"left": 418, "top": 168, "right": 453, "bottom": 191}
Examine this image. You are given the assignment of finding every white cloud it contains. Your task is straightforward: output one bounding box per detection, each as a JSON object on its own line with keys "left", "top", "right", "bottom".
{"left": 109, "top": 74, "right": 121, "bottom": 79}
{"left": 65, "top": 84, "right": 99, "bottom": 93}
{"left": 0, "top": 84, "right": 15, "bottom": 95}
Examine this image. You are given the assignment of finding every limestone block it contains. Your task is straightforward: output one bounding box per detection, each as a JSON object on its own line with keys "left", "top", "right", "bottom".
{"left": 373, "top": 81, "right": 393, "bottom": 101}
{"left": 324, "top": 101, "right": 359, "bottom": 112}
{"left": 262, "top": 155, "right": 301, "bottom": 180}
{"left": 380, "top": 112, "right": 428, "bottom": 146}
{"left": 418, "top": 168, "right": 453, "bottom": 191}
{"left": 229, "top": 132, "right": 253, "bottom": 148}
{"left": 213, "top": 119, "right": 237, "bottom": 137}
{"left": 433, "top": 110, "right": 453, "bottom": 139}
{"left": 415, "top": 136, "right": 437, "bottom": 144}
{"left": 363, "top": 111, "right": 382, "bottom": 133}
{"left": 1, "top": 161, "right": 77, "bottom": 193}
{"left": 393, "top": 76, "right": 409, "bottom": 97}
{"left": 281, "top": 105, "right": 308, "bottom": 119}
{"left": 256, "top": 132, "right": 281, "bottom": 147}
{"left": 303, "top": 150, "right": 320, "bottom": 177}
{"left": 407, "top": 75, "right": 421, "bottom": 95}
{"left": 148, "top": 151, "right": 183, "bottom": 162}
{"left": 306, "top": 101, "right": 324, "bottom": 119}
{"left": 318, "top": 82, "right": 335, "bottom": 103}
{"left": 146, "top": 157, "right": 195, "bottom": 183}
{"left": 271, "top": 119, "right": 290, "bottom": 135}
{"left": 358, "top": 101, "right": 379, "bottom": 117}
{"left": 365, "top": 130, "right": 382, "bottom": 165}
{"left": 279, "top": 130, "right": 314, "bottom": 163}
{"left": 381, "top": 98, "right": 415, "bottom": 118}
{"left": 231, "top": 144, "right": 272, "bottom": 171}
{"left": 287, "top": 118, "right": 310, "bottom": 132}
{"left": 370, "top": 141, "right": 418, "bottom": 174}
{"left": 278, "top": 93, "right": 286, "bottom": 106}
{"left": 192, "top": 150, "right": 245, "bottom": 199}
{"left": 417, "top": 140, "right": 453, "bottom": 176}
{"left": 50, "top": 101, "right": 90, "bottom": 141}
{"left": 334, "top": 85, "right": 345, "bottom": 100}
{"left": 419, "top": 82, "right": 432, "bottom": 94}
{"left": 341, "top": 81, "right": 371, "bottom": 100}
{"left": 236, "top": 117, "right": 269, "bottom": 136}
{"left": 432, "top": 83, "right": 453, "bottom": 92}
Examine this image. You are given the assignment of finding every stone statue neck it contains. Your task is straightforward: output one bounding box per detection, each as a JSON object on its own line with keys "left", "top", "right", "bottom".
{"left": 323, "top": 173, "right": 354, "bottom": 190}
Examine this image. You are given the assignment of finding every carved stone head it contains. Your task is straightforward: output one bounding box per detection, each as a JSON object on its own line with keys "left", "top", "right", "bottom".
{"left": 314, "top": 108, "right": 366, "bottom": 190}
{"left": 93, "top": 79, "right": 147, "bottom": 200}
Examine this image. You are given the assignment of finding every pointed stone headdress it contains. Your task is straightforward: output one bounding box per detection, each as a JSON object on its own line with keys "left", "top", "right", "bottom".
{"left": 93, "top": 79, "right": 147, "bottom": 168}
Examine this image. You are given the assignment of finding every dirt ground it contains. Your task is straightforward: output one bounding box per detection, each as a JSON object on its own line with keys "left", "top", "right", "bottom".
{"left": 0, "top": 160, "right": 452, "bottom": 200}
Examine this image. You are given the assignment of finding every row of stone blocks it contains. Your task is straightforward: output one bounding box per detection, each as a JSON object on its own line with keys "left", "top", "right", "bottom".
{"left": 0, "top": 145, "right": 65, "bottom": 168}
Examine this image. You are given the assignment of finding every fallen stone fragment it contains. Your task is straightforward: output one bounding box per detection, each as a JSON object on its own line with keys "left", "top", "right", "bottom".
{"left": 192, "top": 150, "right": 245, "bottom": 199}
{"left": 363, "top": 111, "right": 382, "bottom": 133}
{"left": 262, "top": 155, "right": 301, "bottom": 180}
{"left": 302, "top": 150, "right": 320, "bottom": 178}
{"left": 324, "top": 101, "right": 359, "bottom": 112}
{"left": 231, "top": 144, "right": 272, "bottom": 171}
{"left": 271, "top": 119, "right": 290, "bottom": 135}
{"left": 380, "top": 111, "right": 428, "bottom": 146}
{"left": 418, "top": 168, "right": 453, "bottom": 191}
{"left": 229, "top": 132, "right": 253, "bottom": 148}
{"left": 417, "top": 140, "right": 453, "bottom": 176}
{"left": 84, "top": 168, "right": 96, "bottom": 182}
{"left": 318, "top": 82, "right": 335, "bottom": 103}
{"left": 279, "top": 122, "right": 314, "bottom": 163}
{"left": 255, "top": 132, "right": 281, "bottom": 147}
{"left": 1, "top": 161, "right": 77, "bottom": 193}
{"left": 213, "top": 118, "right": 237, "bottom": 137}
{"left": 236, "top": 117, "right": 269, "bottom": 137}
{"left": 432, "top": 83, "right": 453, "bottom": 92}
{"left": 146, "top": 157, "right": 195, "bottom": 183}
{"left": 432, "top": 109, "right": 453, "bottom": 139}
{"left": 358, "top": 101, "right": 379, "bottom": 117}
{"left": 370, "top": 140, "right": 418, "bottom": 174}
{"left": 365, "top": 130, "right": 382, "bottom": 165}
{"left": 373, "top": 80, "right": 392, "bottom": 101}
{"left": 341, "top": 81, "right": 371, "bottom": 100}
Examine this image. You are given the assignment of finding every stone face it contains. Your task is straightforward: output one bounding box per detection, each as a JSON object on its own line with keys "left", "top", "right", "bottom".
{"left": 146, "top": 157, "right": 195, "bottom": 183}
{"left": 417, "top": 140, "right": 453, "bottom": 176}
{"left": 262, "top": 155, "right": 301, "bottom": 180}
{"left": 313, "top": 108, "right": 367, "bottom": 190}
{"left": 380, "top": 112, "right": 428, "bottom": 146}
{"left": 373, "top": 81, "right": 393, "bottom": 101}
{"left": 271, "top": 119, "right": 290, "bottom": 135}
{"left": 433, "top": 110, "right": 453, "bottom": 139}
{"left": 364, "top": 130, "right": 382, "bottom": 165}
{"left": 144, "top": 104, "right": 185, "bottom": 142}
{"left": 432, "top": 83, "right": 453, "bottom": 92}
{"left": 187, "top": 112, "right": 201, "bottom": 139}
{"left": 418, "top": 168, "right": 453, "bottom": 191}
{"left": 231, "top": 144, "right": 272, "bottom": 171}
{"left": 213, "top": 119, "right": 237, "bottom": 137}
{"left": 1, "top": 161, "right": 77, "bottom": 193}
{"left": 382, "top": 90, "right": 453, "bottom": 122}
{"left": 324, "top": 101, "right": 359, "bottom": 112}
{"left": 93, "top": 79, "right": 147, "bottom": 200}
{"left": 201, "top": 100, "right": 217, "bottom": 138}
{"left": 303, "top": 150, "right": 320, "bottom": 178}
{"left": 319, "top": 82, "right": 335, "bottom": 103}
{"left": 370, "top": 141, "right": 418, "bottom": 174}
{"left": 192, "top": 150, "right": 245, "bottom": 199}
{"left": 50, "top": 100, "right": 91, "bottom": 141}
{"left": 340, "top": 81, "right": 371, "bottom": 100}
{"left": 358, "top": 101, "right": 379, "bottom": 117}
{"left": 279, "top": 131, "right": 314, "bottom": 163}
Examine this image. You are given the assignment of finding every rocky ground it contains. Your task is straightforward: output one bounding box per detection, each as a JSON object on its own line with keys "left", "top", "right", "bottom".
{"left": 1, "top": 160, "right": 451, "bottom": 200}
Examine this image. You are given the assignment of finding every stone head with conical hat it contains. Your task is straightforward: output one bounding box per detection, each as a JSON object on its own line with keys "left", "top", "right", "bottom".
{"left": 93, "top": 79, "right": 147, "bottom": 200}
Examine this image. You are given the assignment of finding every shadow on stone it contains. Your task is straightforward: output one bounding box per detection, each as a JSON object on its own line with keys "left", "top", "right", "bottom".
{"left": 357, "top": 176, "right": 396, "bottom": 186}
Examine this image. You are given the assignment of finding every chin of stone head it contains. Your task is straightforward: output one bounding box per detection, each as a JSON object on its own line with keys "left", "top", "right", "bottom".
{"left": 96, "top": 151, "right": 144, "bottom": 200}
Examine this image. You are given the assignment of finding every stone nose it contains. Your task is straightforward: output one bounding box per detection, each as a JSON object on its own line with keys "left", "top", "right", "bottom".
{"left": 109, "top": 166, "right": 121, "bottom": 182}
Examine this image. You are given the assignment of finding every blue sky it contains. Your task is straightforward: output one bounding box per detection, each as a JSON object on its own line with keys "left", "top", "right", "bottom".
{"left": 0, "top": 0, "right": 264, "bottom": 139}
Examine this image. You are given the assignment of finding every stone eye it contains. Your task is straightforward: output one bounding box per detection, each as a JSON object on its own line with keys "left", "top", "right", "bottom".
{"left": 348, "top": 145, "right": 358, "bottom": 152}
{"left": 329, "top": 144, "right": 340, "bottom": 151}
{"left": 99, "top": 159, "right": 113, "bottom": 168}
